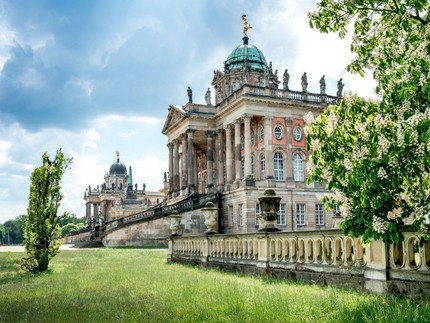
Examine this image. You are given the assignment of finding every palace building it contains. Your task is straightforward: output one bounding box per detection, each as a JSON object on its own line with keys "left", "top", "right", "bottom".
{"left": 162, "top": 29, "right": 343, "bottom": 234}
{"left": 83, "top": 151, "right": 165, "bottom": 229}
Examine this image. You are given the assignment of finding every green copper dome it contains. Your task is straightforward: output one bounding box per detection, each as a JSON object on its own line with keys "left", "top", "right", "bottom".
{"left": 225, "top": 38, "right": 267, "bottom": 72}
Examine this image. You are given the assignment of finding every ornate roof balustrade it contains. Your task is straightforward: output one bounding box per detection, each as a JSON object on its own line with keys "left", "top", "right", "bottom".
{"left": 217, "top": 84, "right": 339, "bottom": 112}
{"left": 169, "top": 227, "right": 430, "bottom": 296}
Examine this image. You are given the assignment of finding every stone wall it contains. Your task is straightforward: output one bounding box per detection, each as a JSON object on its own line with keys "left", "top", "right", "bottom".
{"left": 64, "top": 230, "right": 91, "bottom": 244}
{"left": 103, "top": 217, "right": 171, "bottom": 247}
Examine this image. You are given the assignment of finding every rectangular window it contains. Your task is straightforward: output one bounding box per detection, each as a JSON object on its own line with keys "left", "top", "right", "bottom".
{"left": 255, "top": 203, "right": 261, "bottom": 226}
{"left": 239, "top": 204, "right": 244, "bottom": 226}
{"left": 316, "top": 204, "right": 324, "bottom": 226}
{"left": 229, "top": 205, "right": 234, "bottom": 225}
{"left": 333, "top": 204, "right": 341, "bottom": 217}
{"left": 277, "top": 203, "right": 286, "bottom": 225}
{"left": 296, "top": 204, "right": 305, "bottom": 226}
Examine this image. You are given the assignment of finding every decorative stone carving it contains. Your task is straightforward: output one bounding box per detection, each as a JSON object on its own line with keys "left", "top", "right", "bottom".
{"left": 187, "top": 86, "right": 193, "bottom": 103}
{"left": 320, "top": 75, "right": 326, "bottom": 94}
{"left": 283, "top": 69, "right": 289, "bottom": 90}
{"left": 205, "top": 88, "right": 212, "bottom": 105}
{"left": 202, "top": 202, "right": 218, "bottom": 234}
{"left": 258, "top": 189, "right": 282, "bottom": 232}
{"left": 169, "top": 210, "right": 182, "bottom": 236}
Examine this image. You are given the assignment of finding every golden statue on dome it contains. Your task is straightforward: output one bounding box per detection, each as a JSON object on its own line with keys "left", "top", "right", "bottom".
{"left": 116, "top": 150, "right": 120, "bottom": 160}
{"left": 242, "top": 14, "right": 253, "bottom": 37}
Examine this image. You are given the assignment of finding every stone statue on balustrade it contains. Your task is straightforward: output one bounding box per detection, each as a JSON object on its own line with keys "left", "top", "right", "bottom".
{"left": 143, "top": 183, "right": 146, "bottom": 192}
{"left": 164, "top": 171, "right": 167, "bottom": 182}
{"left": 337, "top": 78, "right": 344, "bottom": 97}
{"left": 187, "top": 86, "right": 193, "bottom": 103}
{"left": 135, "top": 183, "right": 138, "bottom": 191}
{"left": 301, "top": 72, "right": 308, "bottom": 92}
{"left": 205, "top": 88, "right": 212, "bottom": 105}
{"left": 283, "top": 69, "right": 290, "bottom": 90}
{"left": 320, "top": 75, "right": 326, "bottom": 94}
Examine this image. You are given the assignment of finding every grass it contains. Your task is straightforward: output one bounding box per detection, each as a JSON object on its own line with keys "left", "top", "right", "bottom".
{"left": 0, "top": 249, "right": 429, "bottom": 323}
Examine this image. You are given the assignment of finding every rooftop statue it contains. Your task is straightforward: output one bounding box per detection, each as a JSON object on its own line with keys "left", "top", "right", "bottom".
{"left": 337, "top": 78, "right": 344, "bottom": 97}
{"left": 116, "top": 149, "right": 120, "bottom": 160}
{"left": 320, "top": 75, "right": 326, "bottom": 94}
{"left": 283, "top": 69, "right": 290, "bottom": 90}
{"left": 241, "top": 14, "right": 253, "bottom": 37}
{"left": 301, "top": 72, "right": 308, "bottom": 93}
{"left": 205, "top": 88, "right": 212, "bottom": 105}
{"left": 187, "top": 86, "right": 193, "bottom": 103}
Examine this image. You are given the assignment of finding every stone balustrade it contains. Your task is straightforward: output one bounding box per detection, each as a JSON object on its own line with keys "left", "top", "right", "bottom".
{"left": 169, "top": 227, "right": 430, "bottom": 297}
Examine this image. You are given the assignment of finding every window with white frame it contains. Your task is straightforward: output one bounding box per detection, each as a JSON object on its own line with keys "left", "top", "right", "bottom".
{"left": 260, "top": 153, "right": 266, "bottom": 180}
{"left": 297, "top": 204, "right": 305, "bottom": 225}
{"left": 274, "top": 152, "right": 284, "bottom": 181}
{"left": 316, "top": 204, "right": 324, "bottom": 226}
{"left": 251, "top": 155, "right": 255, "bottom": 178}
{"left": 333, "top": 204, "right": 342, "bottom": 217}
{"left": 229, "top": 205, "right": 235, "bottom": 225}
{"left": 293, "top": 126, "right": 303, "bottom": 141}
{"left": 239, "top": 204, "right": 244, "bottom": 226}
{"left": 293, "top": 153, "right": 304, "bottom": 181}
{"left": 255, "top": 203, "right": 261, "bottom": 225}
{"left": 258, "top": 126, "right": 264, "bottom": 142}
{"left": 273, "top": 125, "right": 283, "bottom": 140}
{"left": 277, "top": 203, "right": 286, "bottom": 225}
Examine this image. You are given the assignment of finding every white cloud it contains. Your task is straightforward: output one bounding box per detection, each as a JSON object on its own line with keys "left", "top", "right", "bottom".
{"left": 83, "top": 128, "right": 100, "bottom": 149}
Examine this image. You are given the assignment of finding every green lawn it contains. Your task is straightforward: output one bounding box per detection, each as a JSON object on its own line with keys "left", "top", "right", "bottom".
{"left": 0, "top": 249, "right": 429, "bottom": 323}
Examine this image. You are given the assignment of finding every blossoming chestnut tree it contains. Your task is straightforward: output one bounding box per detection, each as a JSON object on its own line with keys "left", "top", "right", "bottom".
{"left": 306, "top": 0, "right": 430, "bottom": 244}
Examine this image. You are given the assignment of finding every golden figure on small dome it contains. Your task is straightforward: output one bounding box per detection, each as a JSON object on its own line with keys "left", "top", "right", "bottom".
{"left": 116, "top": 150, "right": 120, "bottom": 160}
{"left": 242, "top": 14, "right": 252, "bottom": 37}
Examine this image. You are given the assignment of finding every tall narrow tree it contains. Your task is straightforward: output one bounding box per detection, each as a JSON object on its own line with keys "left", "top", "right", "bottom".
{"left": 21, "top": 149, "right": 72, "bottom": 272}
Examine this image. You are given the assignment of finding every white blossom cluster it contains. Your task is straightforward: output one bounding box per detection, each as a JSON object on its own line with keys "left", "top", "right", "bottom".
{"left": 343, "top": 158, "right": 353, "bottom": 171}
{"left": 326, "top": 111, "right": 338, "bottom": 136}
{"left": 377, "top": 135, "right": 390, "bottom": 157}
{"left": 377, "top": 167, "right": 388, "bottom": 179}
{"left": 387, "top": 210, "right": 402, "bottom": 221}
{"left": 373, "top": 216, "right": 388, "bottom": 234}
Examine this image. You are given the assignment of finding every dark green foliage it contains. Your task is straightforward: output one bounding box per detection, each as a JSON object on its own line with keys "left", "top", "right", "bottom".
{"left": 21, "top": 149, "right": 72, "bottom": 272}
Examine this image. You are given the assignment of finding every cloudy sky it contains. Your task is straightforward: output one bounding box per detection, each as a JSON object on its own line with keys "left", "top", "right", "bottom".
{"left": 0, "top": 0, "right": 376, "bottom": 223}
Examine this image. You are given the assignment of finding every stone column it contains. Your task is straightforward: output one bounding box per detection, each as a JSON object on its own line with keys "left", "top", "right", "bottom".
{"left": 225, "top": 124, "right": 233, "bottom": 183}
{"left": 93, "top": 203, "right": 99, "bottom": 224}
{"left": 234, "top": 119, "right": 242, "bottom": 182}
{"left": 264, "top": 116, "right": 274, "bottom": 179}
{"left": 85, "top": 202, "right": 91, "bottom": 227}
{"left": 187, "top": 129, "right": 196, "bottom": 190}
{"left": 206, "top": 131, "right": 214, "bottom": 189}
{"left": 217, "top": 128, "right": 225, "bottom": 187}
{"left": 243, "top": 114, "right": 253, "bottom": 179}
{"left": 173, "top": 139, "right": 180, "bottom": 193}
{"left": 181, "top": 133, "right": 188, "bottom": 189}
{"left": 167, "top": 142, "right": 174, "bottom": 194}
{"left": 285, "top": 118, "right": 293, "bottom": 180}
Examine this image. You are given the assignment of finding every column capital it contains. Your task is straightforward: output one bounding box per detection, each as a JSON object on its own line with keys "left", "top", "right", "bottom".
{"left": 206, "top": 130, "right": 215, "bottom": 138}
{"left": 167, "top": 142, "right": 174, "bottom": 149}
{"left": 263, "top": 116, "right": 273, "bottom": 123}
{"left": 242, "top": 113, "right": 253, "bottom": 121}
{"left": 234, "top": 119, "right": 242, "bottom": 125}
{"left": 186, "top": 129, "right": 196, "bottom": 136}
{"left": 285, "top": 117, "right": 293, "bottom": 126}
{"left": 181, "top": 133, "right": 187, "bottom": 139}
{"left": 172, "top": 139, "right": 179, "bottom": 144}
{"left": 217, "top": 128, "right": 223, "bottom": 135}
{"left": 224, "top": 124, "right": 232, "bottom": 132}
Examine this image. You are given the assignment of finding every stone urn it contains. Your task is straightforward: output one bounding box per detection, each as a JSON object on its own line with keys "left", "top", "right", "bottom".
{"left": 202, "top": 202, "right": 218, "bottom": 234}
{"left": 169, "top": 210, "right": 182, "bottom": 236}
{"left": 258, "top": 189, "right": 282, "bottom": 232}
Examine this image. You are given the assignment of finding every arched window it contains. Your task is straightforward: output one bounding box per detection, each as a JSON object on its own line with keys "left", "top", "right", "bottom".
{"left": 260, "top": 153, "right": 266, "bottom": 180}
{"left": 293, "top": 153, "right": 304, "bottom": 181}
{"left": 274, "top": 152, "right": 284, "bottom": 181}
